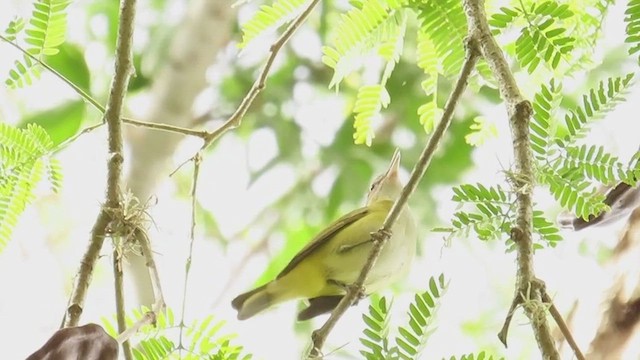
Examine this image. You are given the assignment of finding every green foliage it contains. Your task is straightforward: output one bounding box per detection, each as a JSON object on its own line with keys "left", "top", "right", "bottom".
{"left": 414, "top": 0, "right": 467, "bottom": 77}
{"left": 353, "top": 84, "right": 391, "bottom": 145}
{"left": 238, "top": 0, "right": 308, "bottom": 48}
{"left": 528, "top": 74, "right": 637, "bottom": 219}
{"left": 465, "top": 117, "right": 498, "bottom": 146}
{"left": 360, "top": 297, "right": 393, "bottom": 360}
{"left": 0, "top": 123, "right": 60, "bottom": 253}
{"left": 445, "top": 351, "right": 502, "bottom": 360}
{"left": 445, "top": 183, "right": 513, "bottom": 242}
{"left": 359, "top": 274, "right": 447, "bottom": 360}
{"left": 438, "top": 183, "right": 562, "bottom": 248}
{"left": 102, "top": 307, "right": 252, "bottom": 360}
{"left": 626, "top": 0, "right": 640, "bottom": 62}
{"left": 491, "top": 2, "right": 575, "bottom": 73}
{"left": 561, "top": 145, "right": 632, "bottom": 184}
{"left": 532, "top": 210, "right": 562, "bottom": 246}
{"left": 562, "top": 74, "right": 635, "bottom": 142}
{"left": 539, "top": 166, "right": 609, "bottom": 220}
{"left": 348, "top": 11, "right": 406, "bottom": 145}
{"left": 396, "top": 275, "right": 446, "bottom": 359}
{"left": 416, "top": 29, "right": 440, "bottom": 133}
{"left": 530, "top": 79, "right": 562, "bottom": 158}
{"left": 3, "top": 17, "right": 25, "bottom": 42}
{"left": 322, "top": 0, "right": 404, "bottom": 80}
{"left": 3, "top": 0, "right": 72, "bottom": 88}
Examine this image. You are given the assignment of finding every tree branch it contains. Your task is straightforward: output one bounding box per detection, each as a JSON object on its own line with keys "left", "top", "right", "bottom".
{"left": 63, "top": 0, "right": 137, "bottom": 328}
{"left": 114, "top": 227, "right": 167, "bottom": 345}
{"left": 172, "top": 0, "right": 322, "bottom": 177}
{"left": 542, "top": 292, "right": 585, "bottom": 360}
{"left": 463, "top": 0, "right": 575, "bottom": 358}
{"left": 178, "top": 153, "right": 202, "bottom": 357}
{"left": 113, "top": 244, "right": 133, "bottom": 360}
{"left": 307, "top": 38, "right": 481, "bottom": 358}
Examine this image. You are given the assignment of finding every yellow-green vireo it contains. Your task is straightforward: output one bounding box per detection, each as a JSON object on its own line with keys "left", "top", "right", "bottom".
{"left": 232, "top": 149, "right": 417, "bottom": 320}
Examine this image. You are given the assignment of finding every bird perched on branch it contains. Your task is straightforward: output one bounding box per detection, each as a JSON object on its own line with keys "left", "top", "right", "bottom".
{"left": 232, "top": 149, "right": 417, "bottom": 320}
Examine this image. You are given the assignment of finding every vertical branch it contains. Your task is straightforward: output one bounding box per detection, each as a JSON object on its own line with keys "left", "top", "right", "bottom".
{"left": 178, "top": 153, "right": 202, "bottom": 356}
{"left": 63, "top": 0, "right": 138, "bottom": 327}
{"left": 308, "top": 39, "right": 481, "bottom": 358}
{"left": 462, "top": 0, "right": 579, "bottom": 358}
{"left": 113, "top": 245, "right": 133, "bottom": 359}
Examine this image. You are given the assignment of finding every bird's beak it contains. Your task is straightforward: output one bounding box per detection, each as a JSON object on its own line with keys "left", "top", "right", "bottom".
{"left": 386, "top": 148, "right": 401, "bottom": 179}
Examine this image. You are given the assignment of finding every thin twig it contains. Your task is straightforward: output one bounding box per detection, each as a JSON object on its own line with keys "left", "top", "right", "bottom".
{"left": 115, "top": 228, "right": 165, "bottom": 344}
{"left": 136, "top": 227, "right": 166, "bottom": 314}
{"left": 0, "top": 34, "right": 104, "bottom": 114}
{"left": 542, "top": 292, "right": 585, "bottom": 360}
{"left": 463, "top": 0, "right": 564, "bottom": 358}
{"left": 0, "top": 35, "right": 209, "bottom": 148}
{"left": 113, "top": 244, "right": 133, "bottom": 360}
{"left": 173, "top": 0, "right": 322, "bottom": 175}
{"left": 53, "top": 123, "right": 106, "bottom": 153}
{"left": 122, "top": 117, "right": 208, "bottom": 138}
{"left": 63, "top": 0, "right": 137, "bottom": 328}
{"left": 113, "top": 226, "right": 167, "bottom": 344}
{"left": 308, "top": 39, "right": 481, "bottom": 358}
{"left": 116, "top": 311, "right": 156, "bottom": 344}
{"left": 178, "top": 153, "right": 202, "bottom": 356}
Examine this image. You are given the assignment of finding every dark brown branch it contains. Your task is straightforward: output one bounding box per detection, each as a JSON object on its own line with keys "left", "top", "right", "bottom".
{"left": 63, "top": 0, "right": 137, "bottom": 328}
{"left": 307, "top": 38, "right": 481, "bottom": 358}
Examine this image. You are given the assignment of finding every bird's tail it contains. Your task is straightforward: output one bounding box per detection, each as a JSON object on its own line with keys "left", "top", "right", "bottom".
{"left": 231, "top": 283, "right": 274, "bottom": 320}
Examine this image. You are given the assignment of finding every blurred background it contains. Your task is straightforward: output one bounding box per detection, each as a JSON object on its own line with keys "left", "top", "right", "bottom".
{"left": 1, "top": 0, "right": 640, "bottom": 358}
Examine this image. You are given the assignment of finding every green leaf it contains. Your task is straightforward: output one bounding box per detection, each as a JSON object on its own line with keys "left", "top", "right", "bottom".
{"left": 415, "top": 0, "right": 467, "bottom": 76}
{"left": 465, "top": 116, "right": 498, "bottom": 146}
{"left": 394, "top": 275, "right": 447, "bottom": 359}
{"left": 489, "top": 7, "right": 520, "bottom": 32}
{"left": 625, "top": 0, "right": 640, "bottom": 61}
{"left": 5, "top": 0, "right": 72, "bottom": 88}
{"left": 0, "top": 123, "right": 57, "bottom": 252}
{"left": 353, "top": 84, "right": 390, "bottom": 146}
{"left": 239, "top": 0, "right": 308, "bottom": 48}
{"left": 360, "top": 297, "right": 391, "bottom": 359}
{"left": 563, "top": 74, "right": 635, "bottom": 142}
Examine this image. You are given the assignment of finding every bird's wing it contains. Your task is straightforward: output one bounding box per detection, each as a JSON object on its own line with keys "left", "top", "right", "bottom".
{"left": 276, "top": 206, "right": 370, "bottom": 279}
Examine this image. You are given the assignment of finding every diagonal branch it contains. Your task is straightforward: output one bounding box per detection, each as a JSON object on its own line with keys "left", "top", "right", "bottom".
{"left": 172, "top": 0, "right": 322, "bottom": 176}
{"left": 307, "top": 38, "right": 481, "bottom": 358}
{"left": 63, "top": 0, "right": 137, "bottom": 328}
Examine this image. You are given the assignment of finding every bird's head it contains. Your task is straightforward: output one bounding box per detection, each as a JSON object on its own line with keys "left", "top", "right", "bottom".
{"left": 366, "top": 149, "right": 403, "bottom": 205}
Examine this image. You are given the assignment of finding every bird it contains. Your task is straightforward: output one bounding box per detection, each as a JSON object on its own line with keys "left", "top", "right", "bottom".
{"left": 231, "top": 149, "right": 417, "bottom": 321}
